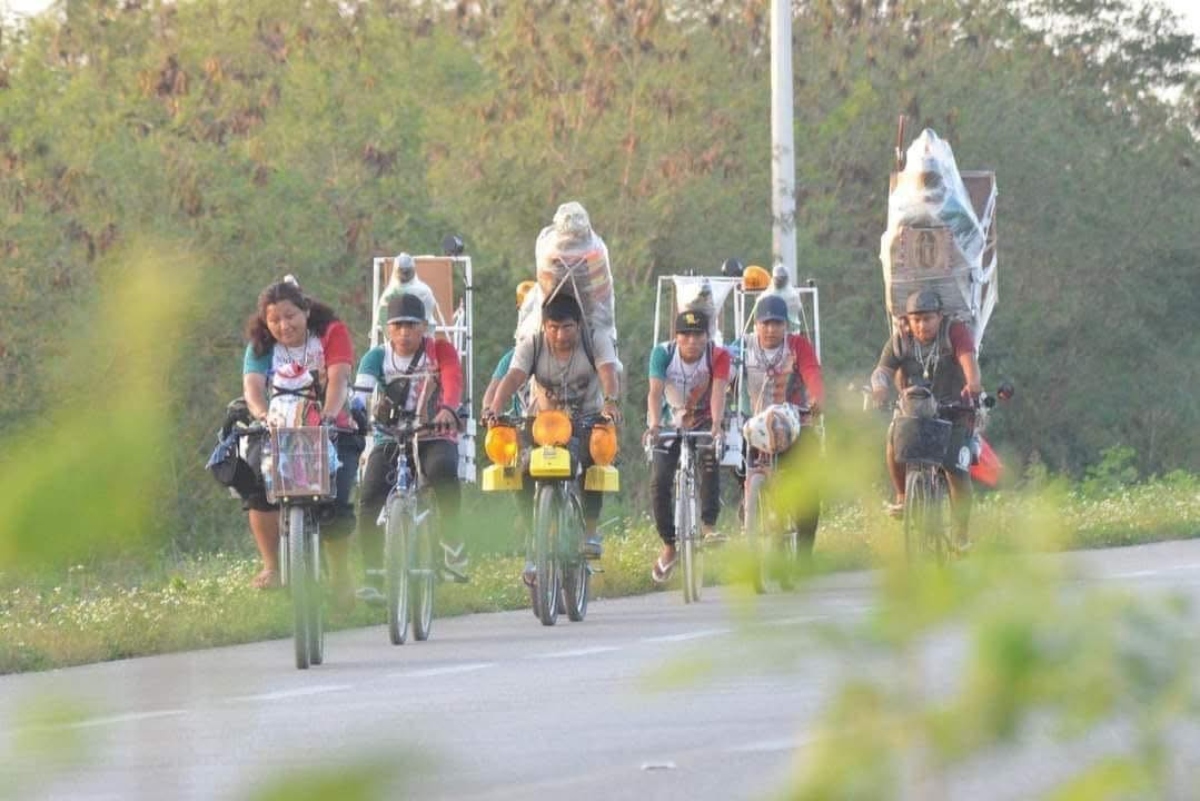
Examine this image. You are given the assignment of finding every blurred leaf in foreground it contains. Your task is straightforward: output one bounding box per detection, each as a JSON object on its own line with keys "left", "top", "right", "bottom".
{"left": 0, "top": 241, "right": 200, "bottom": 569}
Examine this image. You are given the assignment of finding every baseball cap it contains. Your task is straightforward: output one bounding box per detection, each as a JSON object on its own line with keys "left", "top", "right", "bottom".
{"left": 905, "top": 289, "right": 942, "bottom": 315}
{"left": 754, "top": 295, "right": 789, "bottom": 323}
{"left": 386, "top": 293, "right": 426, "bottom": 324}
{"left": 674, "top": 310, "right": 708, "bottom": 334}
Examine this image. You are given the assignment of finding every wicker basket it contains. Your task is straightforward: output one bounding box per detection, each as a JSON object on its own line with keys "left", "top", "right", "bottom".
{"left": 893, "top": 416, "right": 952, "bottom": 465}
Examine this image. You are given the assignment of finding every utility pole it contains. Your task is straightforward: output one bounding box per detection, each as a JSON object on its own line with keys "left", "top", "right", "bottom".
{"left": 770, "top": 0, "right": 797, "bottom": 284}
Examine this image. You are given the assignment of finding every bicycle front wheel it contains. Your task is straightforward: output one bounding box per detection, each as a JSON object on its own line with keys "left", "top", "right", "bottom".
{"left": 287, "top": 506, "right": 311, "bottom": 670}
{"left": 411, "top": 492, "right": 436, "bottom": 641}
{"left": 533, "top": 484, "right": 561, "bottom": 626}
{"left": 678, "top": 465, "right": 702, "bottom": 604}
{"left": 904, "top": 467, "right": 947, "bottom": 564}
{"left": 384, "top": 496, "right": 410, "bottom": 645}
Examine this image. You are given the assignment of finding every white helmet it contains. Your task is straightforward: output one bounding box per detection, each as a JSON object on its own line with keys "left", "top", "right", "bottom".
{"left": 742, "top": 404, "right": 801, "bottom": 454}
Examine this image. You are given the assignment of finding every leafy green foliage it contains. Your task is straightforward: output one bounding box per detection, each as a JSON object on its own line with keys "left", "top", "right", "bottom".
{"left": 0, "top": 0, "right": 1196, "bottom": 556}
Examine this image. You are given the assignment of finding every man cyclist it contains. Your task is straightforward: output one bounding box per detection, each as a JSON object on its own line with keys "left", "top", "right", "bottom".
{"left": 354, "top": 294, "right": 466, "bottom": 603}
{"left": 645, "top": 309, "right": 731, "bottom": 583}
{"left": 733, "top": 294, "right": 825, "bottom": 556}
{"left": 485, "top": 292, "right": 621, "bottom": 573}
{"left": 870, "top": 288, "right": 982, "bottom": 551}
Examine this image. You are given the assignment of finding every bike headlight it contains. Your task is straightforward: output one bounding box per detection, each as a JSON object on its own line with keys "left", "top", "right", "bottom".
{"left": 484, "top": 424, "right": 519, "bottom": 466}
{"left": 532, "top": 410, "right": 572, "bottom": 447}
{"left": 588, "top": 423, "right": 618, "bottom": 466}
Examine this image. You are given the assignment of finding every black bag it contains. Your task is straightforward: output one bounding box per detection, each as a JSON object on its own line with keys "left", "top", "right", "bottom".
{"left": 206, "top": 398, "right": 263, "bottom": 498}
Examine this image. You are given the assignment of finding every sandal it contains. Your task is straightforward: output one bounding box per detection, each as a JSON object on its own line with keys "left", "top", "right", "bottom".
{"left": 651, "top": 554, "right": 677, "bottom": 584}
{"left": 251, "top": 568, "right": 281, "bottom": 590}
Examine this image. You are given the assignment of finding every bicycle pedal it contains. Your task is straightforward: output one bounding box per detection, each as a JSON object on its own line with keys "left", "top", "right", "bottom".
{"left": 440, "top": 566, "right": 470, "bottom": 584}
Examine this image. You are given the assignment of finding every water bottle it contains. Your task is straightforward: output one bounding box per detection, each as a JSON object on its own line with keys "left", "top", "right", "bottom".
{"left": 397, "top": 462, "right": 411, "bottom": 492}
{"left": 261, "top": 436, "right": 275, "bottom": 501}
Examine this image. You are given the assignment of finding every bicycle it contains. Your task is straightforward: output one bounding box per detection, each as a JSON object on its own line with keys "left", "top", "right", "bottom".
{"left": 371, "top": 417, "right": 445, "bottom": 645}
{"left": 238, "top": 422, "right": 353, "bottom": 670}
{"left": 483, "top": 411, "right": 619, "bottom": 626}
{"left": 647, "top": 429, "right": 716, "bottom": 604}
{"left": 742, "top": 405, "right": 810, "bottom": 594}
{"left": 892, "top": 385, "right": 1001, "bottom": 564}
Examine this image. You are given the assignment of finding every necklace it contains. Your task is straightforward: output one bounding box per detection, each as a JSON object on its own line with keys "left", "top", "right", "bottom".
{"left": 913, "top": 337, "right": 939, "bottom": 380}
{"left": 281, "top": 337, "right": 310, "bottom": 369}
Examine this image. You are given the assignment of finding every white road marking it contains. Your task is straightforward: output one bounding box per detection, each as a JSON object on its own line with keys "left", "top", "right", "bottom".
{"left": 390, "top": 662, "right": 495, "bottom": 678}
{"left": 641, "top": 628, "right": 731, "bottom": 643}
{"left": 532, "top": 646, "right": 621, "bottom": 659}
{"left": 65, "top": 709, "right": 189, "bottom": 729}
{"left": 232, "top": 684, "right": 353, "bottom": 702}
{"left": 728, "top": 737, "right": 809, "bottom": 754}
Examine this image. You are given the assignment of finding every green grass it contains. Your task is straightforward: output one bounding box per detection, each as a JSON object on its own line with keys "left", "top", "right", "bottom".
{"left": 2, "top": 480, "right": 1198, "bottom": 675}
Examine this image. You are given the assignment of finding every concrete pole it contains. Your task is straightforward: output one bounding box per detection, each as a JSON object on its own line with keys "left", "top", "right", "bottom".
{"left": 770, "top": 0, "right": 797, "bottom": 284}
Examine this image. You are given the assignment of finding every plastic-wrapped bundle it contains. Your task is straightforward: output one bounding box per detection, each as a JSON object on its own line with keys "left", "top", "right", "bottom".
{"left": 534, "top": 202, "right": 616, "bottom": 340}
{"left": 880, "top": 129, "right": 988, "bottom": 330}
{"left": 671, "top": 276, "right": 732, "bottom": 342}
{"left": 885, "top": 129, "right": 984, "bottom": 264}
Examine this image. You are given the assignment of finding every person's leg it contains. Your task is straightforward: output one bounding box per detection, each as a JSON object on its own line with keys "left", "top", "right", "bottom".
{"left": 574, "top": 420, "right": 604, "bottom": 558}
{"left": 786, "top": 430, "right": 821, "bottom": 557}
{"left": 248, "top": 507, "right": 281, "bottom": 588}
{"left": 649, "top": 438, "right": 680, "bottom": 578}
{"left": 355, "top": 443, "right": 397, "bottom": 598}
{"left": 944, "top": 422, "right": 974, "bottom": 549}
{"left": 886, "top": 420, "right": 906, "bottom": 512}
{"left": 321, "top": 434, "right": 367, "bottom": 612}
{"left": 420, "top": 439, "right": 466, "bottom": 578}
{"left": 698, "top": 439, "right": 723, "bottom": 541}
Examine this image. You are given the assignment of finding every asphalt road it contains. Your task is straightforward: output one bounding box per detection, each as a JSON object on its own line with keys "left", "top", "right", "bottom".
{"left": 3, "top": 540, "right": 1200, "bottom": 800}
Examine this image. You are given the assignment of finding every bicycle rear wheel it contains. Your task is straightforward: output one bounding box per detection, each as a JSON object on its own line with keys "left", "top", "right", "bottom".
{"left": 411, "top": 494, "right": 436, "bottom": 641}
{"left": 287, "top": 506, "right": 311, "bottom": 670}
{"left": 533, "top": 484, "right": 561, "bottom": 626}
{"left": 743, "top": 473, "right": 770, "bottom": 594}
{"left": 305, "top": 517, "right": 324, "bottom": 666}
{"left": 384, "top": 496, "right": 410, "bottom": 645}
{"left": 562, "top": 488, "right": 589, "bottom": 622}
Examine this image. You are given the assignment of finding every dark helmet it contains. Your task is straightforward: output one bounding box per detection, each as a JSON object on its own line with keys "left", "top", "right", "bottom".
{"left": 721, "top": 258, "right": 744, "bottom": 278}
{"left": 905, "top": 289, "right": 942, "bottom": 315}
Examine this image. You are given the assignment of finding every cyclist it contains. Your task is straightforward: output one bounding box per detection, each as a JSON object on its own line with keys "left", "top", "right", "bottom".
{"left": 241, "top": 277, "right": 363, "bottom": 609}
{"left": 481, "top": 279, "right": 538, "bottom": 416}
{"left": 354, "top": 293, "right": 465, "bottom": 604}
{"left": 485, "top": 292, "right": 622, "bottom": 575}
{"left": 870, "top": 288, "right": 982, "bottom": 551}
{"left": 732, "top": 294, "right": 825, "bottom": 556}
{"left": 644, "top": 309, "right": 731, "bottom": 583}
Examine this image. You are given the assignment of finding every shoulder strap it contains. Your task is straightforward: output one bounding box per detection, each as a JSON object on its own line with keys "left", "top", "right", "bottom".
{"left": 386, "top": 337, "right": 428, "bottom": 410}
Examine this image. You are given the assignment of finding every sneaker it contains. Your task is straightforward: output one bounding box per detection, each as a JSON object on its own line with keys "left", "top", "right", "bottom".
{"left": 884, "top": 499, "right": 905, "bottom": 519}
{"left": 583, "top": 537, "right": 603, "bottom": 560}
{"left": 355, "top": 585, "right": 386, "bottom": 608}
{"left": 701, "top": 525, "right": 727, "bottom": 546}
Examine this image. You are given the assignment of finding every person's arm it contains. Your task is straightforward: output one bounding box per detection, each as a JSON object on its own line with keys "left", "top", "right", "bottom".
{"left": 244, "top": 372, "right": 269, "bottom": 420}
{"left": 709, "top": 347, "right": 732, "bottom": 437}
{"left": 354, "top": 348, "right": 383, "bottom": 405}
{"left": 482, "top": 349, "right": 514, "bottom": 411}
{"left": 646, "top": 377, "right": 665, "bottom": 430}
{"left": 598, "top": 362, "right": 621, "bottom": 422}
{"left": 433, "top": 339, "right": 463, "bottom": 427}
{"left": 950, "top": 322, "right": 983, "bottom": 396}
{"left": 870, "top": 338, "right": 898, "bottom": 407}
{"left": 319, "top": 321, "right": 355, "bottom": 421}
{"left": 242, "top": 344, "right": 270, "bottom": 420}
{"left": 488, "top": 337, "right": 534, "bottom": 419}
{"left": 791, "top": 335, "right": 824, "bottom": 412}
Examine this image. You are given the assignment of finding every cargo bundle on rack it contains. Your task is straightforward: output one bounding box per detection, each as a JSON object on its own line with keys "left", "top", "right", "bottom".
{"left": 880, "top": 125, "right": 998, "bottom": 350}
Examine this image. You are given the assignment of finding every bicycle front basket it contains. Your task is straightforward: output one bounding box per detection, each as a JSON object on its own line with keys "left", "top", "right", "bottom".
{"left": 270, "top": 426, "right": 335, "bottom": 499}
{"left": 893, "top": 416, "right": 952, "bottom": 465}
